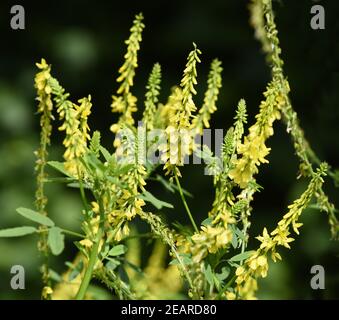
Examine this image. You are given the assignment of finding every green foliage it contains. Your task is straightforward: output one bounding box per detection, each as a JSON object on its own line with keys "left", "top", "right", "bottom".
{"left": 0, "top": 226, "right": 37, "bottom": 238}
{"left": 48, "top": 227, "right": 65, "bottom": 256}
{"left": 16, "top": 207, "right": 55, "bottom": 227}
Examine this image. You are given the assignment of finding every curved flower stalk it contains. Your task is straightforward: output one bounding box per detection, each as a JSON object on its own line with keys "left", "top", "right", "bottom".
{"left": 161, "top": 43, "right": 202, "bottom": 178}
{"left": 191, "top": 58, "right": 223, "bottom": 134}
{"left": 110, "top": 13, "right": 144, "bottom": 141}
{"left": 249, "top": 0, "right": 338, "bottom": 238}
{"left": 228, "top": 79, "right": 286, "bottom": 188}
{"left": 34, "top": 59, "right": 54, "bottom": 297}
{"left": 234, "top": 164, "right": 328, "bottom": 299}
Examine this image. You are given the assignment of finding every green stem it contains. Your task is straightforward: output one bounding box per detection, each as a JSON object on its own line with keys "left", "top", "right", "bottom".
{"left": 61, "top": 229, "right": 85, "bottom": 238}
{"left": 174, "top": 173, "right": 198, "bottom": 233}
{"left": 75, "top": 195, "right": 105, "bottom": 300}
{"left": 38, "top": 228, "right": 85, "bottom": 238}
{"left": 75, "top": 227, "right": 103, "bottom": 300}
{"left": 77, "top": 167, "right": 90, "bottom": 213}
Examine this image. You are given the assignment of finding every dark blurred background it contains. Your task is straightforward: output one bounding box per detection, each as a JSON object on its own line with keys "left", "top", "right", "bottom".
{"left": 0, "top": 0, "right": 338, "bottom": 299}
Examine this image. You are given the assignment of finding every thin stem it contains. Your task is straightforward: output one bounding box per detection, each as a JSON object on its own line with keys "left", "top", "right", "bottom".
{"left": 240, "top": 223, "right": 249, "bottom": 266}
{"left": 217, "top": 275, "right": 236, "bottom": 300}
{"left": 174, "top": 173, "right": 198, "bottom": 233}
{"left": 61, "top": 229, "right": 85, "bottom": 238}
{"left": 75, "top": 227, "right": 103, "bottom": 300}
{"left": 75, "top": 195, "right": 105, "bottom": 300}
{"left": 37, "top": 228, "right": 85, "bottom": 238}
{"left": 123, "top": 232, "right": 155, "bottom": 241}
{"left": 172, "top": 249, "right": 194, "bottom": 289}
{"left": 77, "top": 167, "right": 90, "bottom": 213}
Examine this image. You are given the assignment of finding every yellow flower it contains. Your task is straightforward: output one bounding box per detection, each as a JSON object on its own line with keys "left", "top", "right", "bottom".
{"left": 256, "top": 227, "right": 274, "bottom": 250}
{"left": 42, "top": 286, "right": 53, "bottom": 299}
{"left": 225, "top": 291, "right": 236, "bottom": 300}
{"left": 36, "top": 58, "right": 49, "bottom": 69}
{"left": 271, "top": 226, "right": 294, "bottom": 249}
{"left": 91, "top": 201, "right": 99, "bottom": 213}
{"left": 216, "top": 229, "right": 233, "bottom": 248}
{"left": 79, "top": 239, "right": 93, "bottom": 248}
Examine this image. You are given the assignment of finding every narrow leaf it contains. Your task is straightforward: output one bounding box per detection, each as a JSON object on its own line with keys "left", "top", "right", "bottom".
{"left": 204, "top": 264, "right": 214, "bottom": 287}
{"left": 140, "top": 191, "right": 174, "bottom": 209}
{"left": 16, "top": 207, "right": 55, "bottom": 227}
{"left": 229, "top": 251, "right": 254, "bottom": 262}
{"left": 48, "top": 161, "right": 73, "bottom": 178}
{"left": 108, "top": 244, "right": 127, "bottom": 257}
{"left": 0, "top": 226, "right": 37, "bottom": 237}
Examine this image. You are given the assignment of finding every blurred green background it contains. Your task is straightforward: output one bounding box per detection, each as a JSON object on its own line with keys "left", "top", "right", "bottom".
{"left": 0, "top": 0, "right": 338, "bottom": 299}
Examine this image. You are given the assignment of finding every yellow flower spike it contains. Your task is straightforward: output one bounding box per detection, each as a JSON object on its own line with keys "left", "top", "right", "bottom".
{"left": 110, "top": 13, "right": 144, "bottom": 141}
{"left": 143, "top": 63, "right": 162, "bottom": 130}
{"left": 229, "top": 79, "right": 283, "bottom": 188}
{"left": 236, "top": 163, "right": 327, "bottom": 299}
{"left": 191, "top": 59, "right": 222, "bottom": 134}
{"left": 34, "top": 58, "right": 54, "bottom": 290}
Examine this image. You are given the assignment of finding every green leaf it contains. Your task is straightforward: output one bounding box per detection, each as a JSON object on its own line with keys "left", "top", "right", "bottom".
{"left": 16, "top": 207, "right": 55, "bottom": 227}
{"left": 106, "top": 258, "right": 121, "bottom": 271}
{"left": 67, "top": 182, "right": 90, "bottom": 189}
{"left": 48, "top": 227, "right": 65, "bottom": 256}
{"left": 169, "top": 253, "right": 192, "bottom": 266}
{"left": 229, "top": 250, "right": 254, "bottom": 262}
{"left": 87, "top": 284, "right": 112, "bottom": 300}
{"left": 124, "top": 260, "right": 144, "bottom": 275}
{"left": 231, "top": 232, "right": 238, "bottom": 249}
{"left": 116, "top": 164, "right": 135, "bottom": 176}
{"left": 48, "top": 269, "right": 62, "bottom": 282}
{"left": 204, "top": 264, "right": 214, "bottom": 287}
{"left": 140, "top": 191, "right": 174, "bottom": 209}
{"left": 68, "top": 260, "right": 84, "bottom": 281}
{"left": 228, "top": 261, "right": 240, "bottom": 268}
{"left": 234, "top": 227, "right": 246, "bottom": 241}
{"left": 48, "top": 161, "right": 73, "bottom": 178}
{"left": 155, "top": 175, "right": 175, "bottom": 193}
{"left": 44, "top": 177, "right": 73, "bottom": 184}
{"left": 155, "top": 175, "right": 193, "bottom": 197}
{"left": 108, "top": 244, "right": 127, "bottom": 257}
{"left": 201, "top": 217, "right": 213, "bottom": 227}
{"left": 0, "top": 226, "right": 37, "bottom": 237}
{"left": 216, "top": 267, "right": 230, "bottom": 282}
{"left": 99, "top": 146, "right": 112, "bottom": 162}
